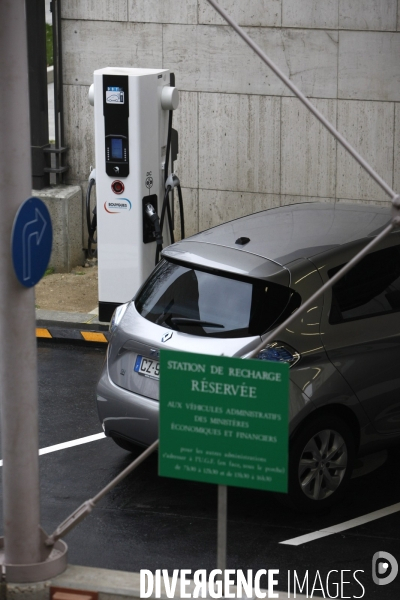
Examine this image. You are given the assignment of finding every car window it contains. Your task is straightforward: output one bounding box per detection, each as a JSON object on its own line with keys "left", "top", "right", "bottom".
{"left": 135, "top": 259, "right": 300, "bottom": 338}
{"left": 328, "top": 244, "right": 400, "bottom": 324}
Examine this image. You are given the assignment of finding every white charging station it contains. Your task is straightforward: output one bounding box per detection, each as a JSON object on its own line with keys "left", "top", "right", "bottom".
{"left": 88, "top": 67, "right": 179, "bottom": 322}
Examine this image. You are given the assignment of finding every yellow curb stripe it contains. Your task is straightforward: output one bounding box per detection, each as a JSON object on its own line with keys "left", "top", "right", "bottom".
{"left": 36, "top": 328, "right": 52, "bottom": 338}
{"left": 81, "top": 331, "right": 108, "bottom": 343}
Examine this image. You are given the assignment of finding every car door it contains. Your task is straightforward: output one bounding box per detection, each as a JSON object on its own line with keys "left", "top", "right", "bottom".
{"left": 312, "top": 231, "right": 400, "bottom": 435}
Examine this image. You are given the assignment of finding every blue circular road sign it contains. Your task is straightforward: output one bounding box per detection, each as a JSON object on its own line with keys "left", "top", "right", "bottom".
{"left": 11, "top": 197, "right": 53, "bottom": 288}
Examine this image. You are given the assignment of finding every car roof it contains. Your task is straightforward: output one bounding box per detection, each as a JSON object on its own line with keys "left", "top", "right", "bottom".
{"left": 165, "top": 202, "right": 392, "bottom": 267}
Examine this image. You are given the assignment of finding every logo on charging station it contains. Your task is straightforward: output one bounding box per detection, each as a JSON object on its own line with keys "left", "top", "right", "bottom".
{"left": 104, "top": 199, "right": 132, "bottom": 213}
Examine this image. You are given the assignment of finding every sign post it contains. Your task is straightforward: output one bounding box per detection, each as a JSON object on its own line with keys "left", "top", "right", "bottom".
{"left": 0, "top": 0, "right": 66, "bottom": 581}
{"left": 159, "top": 350, "right": 289, "bottom": 584}
{"left": 217, "top": 485, "right": 227, "bottom": 594}
{"left": 0, "top": 0, "right": 43, "bottom": 569}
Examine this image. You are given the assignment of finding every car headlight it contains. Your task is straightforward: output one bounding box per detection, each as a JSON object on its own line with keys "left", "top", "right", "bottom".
{"left": 109, "top": 302, "right": 129, "bottom": 334}
{"left": 256, "top": 342, "right": 300, "bottom": 367}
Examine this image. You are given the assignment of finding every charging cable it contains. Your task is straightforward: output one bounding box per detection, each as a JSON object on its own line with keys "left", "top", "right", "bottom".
{"left": 156, "top": 173, "right": 185, "bottom": 264}
{"left": 156, "top": 184, "right": 172, "bottom": 265}
{"left": 153, "top": 77, "right": 186, "bottom": 264}
{"left": 164, "top": 173, "right": 184, "bottom": 240}
{"left": 86, "top": 168, "right": 97, "bottom": 257}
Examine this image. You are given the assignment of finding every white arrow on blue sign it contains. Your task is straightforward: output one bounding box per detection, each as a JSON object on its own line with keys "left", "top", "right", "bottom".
{"left": 11, "top": 197, "right": 53, "bottom": 287}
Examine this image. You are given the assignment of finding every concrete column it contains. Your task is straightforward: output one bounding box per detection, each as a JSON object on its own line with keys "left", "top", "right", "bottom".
{"left": 0, "top": 0, "right": 42, "bottom": 564}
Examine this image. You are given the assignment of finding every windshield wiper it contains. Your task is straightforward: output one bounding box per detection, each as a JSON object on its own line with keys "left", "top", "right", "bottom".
{"left": 170, "top": 318, "right": 225, "bottom": 328}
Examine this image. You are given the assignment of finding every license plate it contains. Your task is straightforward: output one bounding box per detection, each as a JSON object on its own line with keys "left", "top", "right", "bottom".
{"left": 134, "top": 355, "right": 160, "bottom": 380}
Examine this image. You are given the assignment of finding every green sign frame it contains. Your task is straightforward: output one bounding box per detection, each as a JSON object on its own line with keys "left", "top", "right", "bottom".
{"left": 159, "top": 350, "right": 289, "bottom": 493}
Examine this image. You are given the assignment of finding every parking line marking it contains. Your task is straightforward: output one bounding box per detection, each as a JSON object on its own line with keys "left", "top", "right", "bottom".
{"left": 38, "top": 432, "right": 106, "bottom": 455}
{"left": 280, "top": 502, "right": 400, "bottom": 546}
{"left": 0, "top": 432, "right": 106, "bottom": 466}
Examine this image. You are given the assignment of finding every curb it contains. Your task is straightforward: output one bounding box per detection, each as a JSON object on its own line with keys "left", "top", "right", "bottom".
{"left": 36, "top": 320, "right": 109, "bottom": 345}
{"left": 4, "top": 565, "right": 317, "bottom": 600}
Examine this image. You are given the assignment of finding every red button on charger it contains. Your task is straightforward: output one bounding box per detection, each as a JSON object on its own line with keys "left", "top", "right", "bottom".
{"left": 111, "top": 180, "right": 124, "bottom": 194}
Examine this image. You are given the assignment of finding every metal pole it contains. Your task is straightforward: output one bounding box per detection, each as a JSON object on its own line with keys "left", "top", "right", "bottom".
{"left": 217, "top": 485, "right": 227, "bottom": 596}
{"left": 46, "top": 440, "right": 159, "bottom": 544}
{"left": 57, "top": 0, "right": 66, "bottom": 154}
{"left": 52, "top": 0, "right": 60, "bottom": 176}
{"left": 45, "top": 0, "right": 69, "bottom": 183}
{"left": 206, "top": 0, "right": 397, "bottom": 201}
{"left": 26, "top": 0, "right": 50, "bottom": 189}
{"left": 0, "top": 0, "right": 42, "bottom": 565}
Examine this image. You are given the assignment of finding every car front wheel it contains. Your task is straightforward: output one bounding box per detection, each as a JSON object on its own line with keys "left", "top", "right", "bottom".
{"left": 288, "top": 414, "right": 355, "bottom": 511}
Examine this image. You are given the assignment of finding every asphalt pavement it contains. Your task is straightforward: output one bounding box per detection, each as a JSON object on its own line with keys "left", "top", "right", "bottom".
{"left": 0, "top": 342, "right": 399, "bottom": 598}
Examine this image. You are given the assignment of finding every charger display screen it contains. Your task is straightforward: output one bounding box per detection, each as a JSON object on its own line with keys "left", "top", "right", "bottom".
{"left": 106, "top": 87, "right": 125, "bottom": 104}
{"left": 103, "top": 74, "right": 129, "bottom": 177}
{"left": 111, "top": 138, "right": 123, "bottom": 160}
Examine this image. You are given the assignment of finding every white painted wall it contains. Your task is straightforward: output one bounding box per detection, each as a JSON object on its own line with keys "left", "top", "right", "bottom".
{"left": 61, "top": 1, "right": 400, "bottom": 238}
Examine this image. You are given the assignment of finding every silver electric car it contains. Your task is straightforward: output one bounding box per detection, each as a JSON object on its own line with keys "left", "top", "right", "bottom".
{"left": 97, "top": 202, "right": 400, "bottom": 510}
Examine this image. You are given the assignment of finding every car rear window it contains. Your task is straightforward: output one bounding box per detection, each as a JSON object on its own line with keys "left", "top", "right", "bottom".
{"left": 135, "top": 259, "right": 300, "bottom": 338}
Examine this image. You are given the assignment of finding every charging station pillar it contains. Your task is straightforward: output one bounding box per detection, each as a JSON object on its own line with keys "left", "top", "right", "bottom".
{"left": 90, "top": 68, "right": 179, "bottom": 322}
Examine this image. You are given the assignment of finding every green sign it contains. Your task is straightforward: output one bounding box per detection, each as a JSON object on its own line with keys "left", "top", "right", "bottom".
{"left": 159, "top": 350, "right": 289, "bottom": 493}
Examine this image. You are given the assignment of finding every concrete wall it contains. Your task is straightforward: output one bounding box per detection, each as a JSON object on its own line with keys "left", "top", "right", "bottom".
{"left": 34, "top": 185, "right": 83, "bottom": 272}
{"left": 61, "top": 1, "right": 400, "bottom": 239}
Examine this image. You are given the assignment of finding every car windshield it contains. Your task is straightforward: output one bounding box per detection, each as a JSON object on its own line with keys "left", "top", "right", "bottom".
{"left": 135, "top": 259, "right": 300, "bottom": 338}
